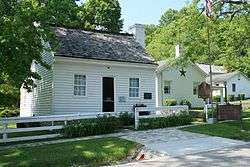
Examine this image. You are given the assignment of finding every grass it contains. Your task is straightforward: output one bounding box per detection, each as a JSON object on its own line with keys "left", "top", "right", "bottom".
{"left": 0, "top": 137, "right": 139, "bottom": 167}
{"left": 182, "top": 119, "right": 250, "bottom": 141}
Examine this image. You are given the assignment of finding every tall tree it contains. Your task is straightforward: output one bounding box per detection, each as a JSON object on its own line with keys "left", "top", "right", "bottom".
{"left": 146, "top": 1, "right": 250, "bottom": 77}
{"left": 80, "top": 0, "right": 123, "bottom": 32}
{"left": 160, "top": 9, "right": 178, "bottom": 26}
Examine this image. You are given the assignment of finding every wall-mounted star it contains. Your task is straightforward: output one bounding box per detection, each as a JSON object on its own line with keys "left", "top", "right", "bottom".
{"left": 180, "top": 68, "right": 187, "bottom": 77}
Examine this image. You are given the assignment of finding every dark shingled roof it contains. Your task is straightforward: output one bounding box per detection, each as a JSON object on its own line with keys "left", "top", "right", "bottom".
{"left": 53, "top": 27, "right": 156, "bottom": 65}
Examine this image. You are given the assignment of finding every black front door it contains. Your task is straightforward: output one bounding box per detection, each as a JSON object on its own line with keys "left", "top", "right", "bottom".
{"left": 102, "top": 77, "right": 114, "bottom": 112}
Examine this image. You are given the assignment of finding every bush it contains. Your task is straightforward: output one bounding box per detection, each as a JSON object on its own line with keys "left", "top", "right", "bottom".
{"left": 63, "top": 115, "right": 121, "bottom": 138}
{"left": 213, "top": 95, "right": 221, "bottom": 103}
{"left": 119, "top": 112, "right": 134, "bottom": 126}
{"left": 164, "top": 99, "right": 177, "bottom": 106}
{"left": 138, "top": 113, "right": 192, "bottom": 130}
{"left": 238, "top": 94, "right": 246, "bottom": 101}
{"left": 0, "top": 107, "right": 20, "bottom": 117}
{"left": 179, "top": 99, "right": 192, "bottom": 109}
{"left": 207, "top": 108, "right": 217, "bottom": 118}
{"left": 228, "top": 95, "right": 235, "bottom": 102}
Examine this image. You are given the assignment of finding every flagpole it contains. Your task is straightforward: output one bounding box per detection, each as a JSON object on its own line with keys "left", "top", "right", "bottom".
{"left": 207, "top": 15, "right": 214, "bottom": 115}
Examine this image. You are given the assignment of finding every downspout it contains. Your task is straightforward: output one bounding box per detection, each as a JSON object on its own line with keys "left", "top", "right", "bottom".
{"left": 224, "top": 82, "right": 228, "bottom": 103}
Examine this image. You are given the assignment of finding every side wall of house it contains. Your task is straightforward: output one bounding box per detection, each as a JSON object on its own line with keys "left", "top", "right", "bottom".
{"left": 158, "top": 64, "right": 206, "bottom": 108}
{"left": 52, "top": 58, "right": 156, "bottom": 115}
{"left": 20, "top": 43, "right": 54, "bottom": 117}
{"left": 226, "top": 74, "right": 250, "bottom": 98}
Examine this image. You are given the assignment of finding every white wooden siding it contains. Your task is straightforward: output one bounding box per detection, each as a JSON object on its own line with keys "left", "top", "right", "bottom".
{"left": 20, "top": 42, "right": 54, "bottom": 117}
{"left": 53, "top": 58, "right": 156, "bottom": 115}
{"left": 158, "top": 64, "right": 206, "bottom": 108}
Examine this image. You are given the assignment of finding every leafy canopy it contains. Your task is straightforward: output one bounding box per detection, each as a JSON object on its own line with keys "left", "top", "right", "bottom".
{"left": 146, "top": 1, "right": 250, "bottom": 77}
{"left": 80, "top": 0, "right": 123, "bottom": 33}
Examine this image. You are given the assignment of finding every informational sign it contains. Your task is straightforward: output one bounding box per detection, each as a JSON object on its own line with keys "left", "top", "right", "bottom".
{"left": 198, "top": 82, "right": 211, "bottom": 99}
{"left": 118, "top": 96, "right": 126, "bottom": 103}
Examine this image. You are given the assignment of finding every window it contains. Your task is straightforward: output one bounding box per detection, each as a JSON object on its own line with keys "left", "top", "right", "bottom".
{"left": 129, "top": 78, "right": 139, "bottom": 97}
{"left": 193, "top": 82, "right": 199, "bottom": 95}
{"left": 232, "top": 83, "right": 236, "bottom": 92}
{"left": 164, "top": 81, "right": 171, "bottom": 94}
{"left": 74, "top": 75, "right": 86, "bottom": 96}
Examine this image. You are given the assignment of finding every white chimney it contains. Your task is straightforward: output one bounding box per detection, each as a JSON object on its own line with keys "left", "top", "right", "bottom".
{"left": 175, "top": 44, "right": 181, "bottom": 58}
{"left": 128, "top": 24, "right": 145, "bottom": 48}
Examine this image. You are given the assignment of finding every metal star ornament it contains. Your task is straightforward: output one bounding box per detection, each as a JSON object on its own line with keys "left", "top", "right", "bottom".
{"left": 180, "top": 68, "right": 187, "bottom": 77}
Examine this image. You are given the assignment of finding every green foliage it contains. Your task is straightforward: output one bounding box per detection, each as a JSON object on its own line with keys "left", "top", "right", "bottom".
{"left": 119, "top": 112, "right": 134, "bottom": 126}
{"left": 138, "top": 113, "right": 192, "bottom": 130}
{"left": 81, "top": 0, "right": 123, "bottom": 33}
{"left": 160, "top": 9, "right": 178, "bottom": 26}
{"left": 164, "top": 99, "right": 177, "bottom": 106}
{"left": 145, "top": 24, "right": 159, "bottom": 46}
{"left": 0, "top": 107, "right": 19, "bottom": 117}
{"left": 179, "top": 99, "right": 192, "bottom": 109}
{"left": 63, "top": 115, "right": 121, "bottom": 138}
{"left": 238, "top": 94, "right": 246, "bottom": 101}
{"left": 146, "top": 1, "right": 250, "bottom": 77}
{"left": 228, "top": 95, "right": 236, "bottom": 101}
{"left": 213, "top": 95, "right": 221, "bottom": 103}
{"left": 207, "top": 108, "right": 217, "bottom": 118}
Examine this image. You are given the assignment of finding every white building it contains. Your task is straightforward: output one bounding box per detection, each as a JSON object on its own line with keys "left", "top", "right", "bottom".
{"left": 20, "top": 25, "right": 157, "bottom": 117}
{"left": 197, "top": 64, "right": 250, "bottom": 101}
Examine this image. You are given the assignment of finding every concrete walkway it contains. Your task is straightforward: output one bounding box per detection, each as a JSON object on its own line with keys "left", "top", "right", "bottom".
{"left": 119, "top": 129, "right": 247, "bottom": 156}
{"left": 113, "top": 144, "right": 250, "bottom": 167}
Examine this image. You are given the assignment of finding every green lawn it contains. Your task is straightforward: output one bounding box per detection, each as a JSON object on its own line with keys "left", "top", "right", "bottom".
{"left": 182, "top": 120, "right": 250, "bottom": 141}
{"left": 0, "top": 137, "right": 139, "bottom": 167}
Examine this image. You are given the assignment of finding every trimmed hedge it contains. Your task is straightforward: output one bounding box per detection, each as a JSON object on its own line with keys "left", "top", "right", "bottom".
{"left": 63, "top": 115, "right": 121, "bottom": 138}
{"left": 164, "top": 99, "right": 177, "bottom": 106}
{"left": 138, "top": 113, "right": 192, "bottom": 130}
{"left": 119, "top": 112, "right": 134, "bottom": 126}
{"left": 179, "top": 99, "right": 192, "bottom": 109}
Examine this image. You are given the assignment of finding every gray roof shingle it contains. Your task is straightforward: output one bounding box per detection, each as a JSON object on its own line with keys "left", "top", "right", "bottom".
{"left": 53, "top": 27, "right": 156, "bottom": 65}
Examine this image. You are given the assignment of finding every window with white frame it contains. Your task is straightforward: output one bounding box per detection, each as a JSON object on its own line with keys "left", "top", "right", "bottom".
{"left": 164, "top": 81, "right": 171, "bottom": 94}
{"left": 193, "top": 82, "right": 199, "bottom": 95}
{"left": 129, "top": 78, "right": 139, "bottom": 97}
{"left": 74, "top": 74, "right": 86, "bottom": 96}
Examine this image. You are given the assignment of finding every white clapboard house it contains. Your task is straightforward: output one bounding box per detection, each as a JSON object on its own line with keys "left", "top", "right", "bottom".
{"left": 197, "top": 64, "right": 250, "bottom": 102}
{"left": 20, "top": 24, "right": 158, "bottom": 117}
{"left": 156, "top": 46, "right": 208, "bottom": 108}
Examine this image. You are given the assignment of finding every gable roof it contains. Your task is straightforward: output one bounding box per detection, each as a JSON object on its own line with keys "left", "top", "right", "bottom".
{"left": 156, "top": 59, "right": 208, "bottom": 77}
{"left": 206, "top": 71, "right": 250, "bottom": 83}
{"left": 53, "top": 27, "right": 156, "bottom": 65}
{"left": 196, "top": 64, "right": 227, "bottom": 75}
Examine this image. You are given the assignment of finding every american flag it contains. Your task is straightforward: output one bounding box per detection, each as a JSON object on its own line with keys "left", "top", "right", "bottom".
{"left": 205, "top": 0, "right": 213, "bottom": 17}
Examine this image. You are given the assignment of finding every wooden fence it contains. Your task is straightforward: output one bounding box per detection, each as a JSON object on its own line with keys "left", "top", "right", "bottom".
{"left": 0, "top": 112, "right": 117, "bottom": 143}
{"left": 134, "top": 105, "right": 189, "bottom": 129}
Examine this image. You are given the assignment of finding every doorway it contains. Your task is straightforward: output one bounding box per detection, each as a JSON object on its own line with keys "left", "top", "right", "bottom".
{"left": 102, "top": 77, "right": 114, "bottom": 112}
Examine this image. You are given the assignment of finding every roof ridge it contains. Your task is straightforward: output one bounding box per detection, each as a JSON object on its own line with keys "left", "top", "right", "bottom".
{"left": 53, "top": 26, "right": 133, "bottom": 37}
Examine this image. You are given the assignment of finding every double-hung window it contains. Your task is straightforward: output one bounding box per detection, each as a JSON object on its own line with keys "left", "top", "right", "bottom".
{"left": 232, "top": 83, "right": 236, "bottom": 92}
{"left": 74, "top": 74, "right": 86, "bottom": 96}
{"left": 164, "top": 81, "right": 171, "bottom": 94}
{"left": 129, "top": 78, "right": 139, "bottom": 98}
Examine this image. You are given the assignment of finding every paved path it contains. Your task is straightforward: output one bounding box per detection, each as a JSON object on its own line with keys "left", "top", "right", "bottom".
{"left": 120, "top": 129, "right": 247, "bottom": 156}
{"left": 113, "top": 144, "right": 250, "bottom": 167}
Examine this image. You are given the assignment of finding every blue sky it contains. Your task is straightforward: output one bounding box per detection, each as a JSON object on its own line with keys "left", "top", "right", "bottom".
{"left": 119, "top": 0, "right": 189, "bottom": 30}
{"left": 79, "top": 0, "right": 189, "bottom": 31}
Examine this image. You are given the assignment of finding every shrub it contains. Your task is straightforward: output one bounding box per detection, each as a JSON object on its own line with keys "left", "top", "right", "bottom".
{"left": 164, "top": 99, "right": 177, "bottom": 106}
{"left": 213, "top": 95, "right": 221, "bottom": 103}
{"left": 138, "top": 113, "right": 192, "bottom": 130}
{"left": 63, "top": 115, "right": 121, "bottom": 138}
{"left": 228, "top": 95, "right": 235, "bottom": 102}
{"left": 179, "top": 99, "right": 192, "bottom": 109}
{"left": 119, "top": 112, "right": 134, "bottom": 126}
{"left": 238, "top": 94, "right": 246, "bottom": 101}
{"left": 0, "top": 107, "right": 20, "bottom": 117}
{"left": 207, "top": 108, "right": 217, "bottom": 118}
